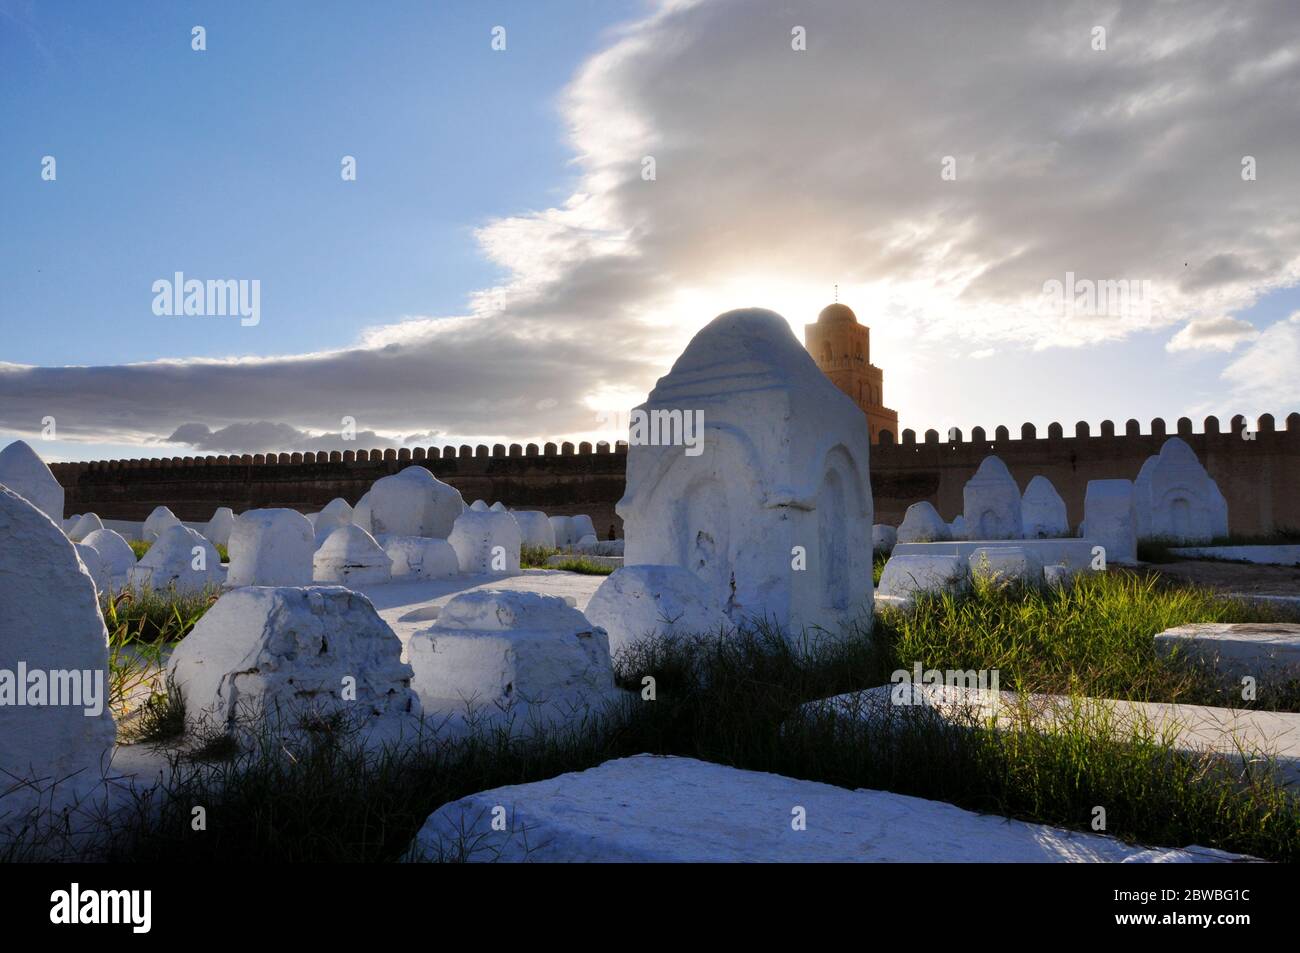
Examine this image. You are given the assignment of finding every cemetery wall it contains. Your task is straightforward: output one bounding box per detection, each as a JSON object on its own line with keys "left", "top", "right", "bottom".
{"left": 49, "top": 414, "right": 1300, "bottom": 538}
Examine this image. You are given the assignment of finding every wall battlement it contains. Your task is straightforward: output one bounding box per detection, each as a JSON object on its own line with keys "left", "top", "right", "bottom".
{"left": 49, "top": 413, "right": 1300, "bottom": 537}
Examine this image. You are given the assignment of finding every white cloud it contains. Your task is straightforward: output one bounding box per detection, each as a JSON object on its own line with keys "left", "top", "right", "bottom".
{"left": 1220, "top": 312, "right": 1300, "bottom": 408}
{"left": 1166, "top": 315, "right": 1259, "bottom": 352}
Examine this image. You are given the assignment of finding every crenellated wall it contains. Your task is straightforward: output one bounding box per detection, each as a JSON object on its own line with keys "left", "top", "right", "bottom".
{"left": 871, "top": 413, "right": 1300, "bottom": 534}
{"left": 49, "top": 413, "right": 1300, "bottom": 538}
{"left": 51, "top": 441, "right": 631, "bottom": 539}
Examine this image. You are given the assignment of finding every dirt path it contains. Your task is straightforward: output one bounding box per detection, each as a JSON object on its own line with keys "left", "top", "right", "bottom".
{"left": 1147, "top": 559, "right": 1300, "bottom": 596}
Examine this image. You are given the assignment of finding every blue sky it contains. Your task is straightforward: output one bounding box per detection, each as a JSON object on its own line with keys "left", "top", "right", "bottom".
{"left": 2, "top": 0, "right": 1298, "bottom": 463}
{"left": 2, "top": 0, "right": 637, "bottom": 366}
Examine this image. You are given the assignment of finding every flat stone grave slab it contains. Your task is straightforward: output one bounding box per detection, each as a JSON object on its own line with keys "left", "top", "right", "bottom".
{"left": 806, "top": 685, "right": 1300, "bottom": 788}
{"left": 406, "top": 754, "right": 1248, "bottom": 862}
{"left": 893, "top": 538, "right": 1098, "bottom": 569}
{"left": 1155, "top": 623, "right": 1300, "bottom": 684}
{"left": 1170, "top": 545, "right": 1300, "bottom": 567}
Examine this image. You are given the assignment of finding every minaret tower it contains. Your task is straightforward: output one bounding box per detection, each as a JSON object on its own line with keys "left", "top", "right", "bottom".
{"left": 804, "top": 300, "right": 899, "bottom": 442}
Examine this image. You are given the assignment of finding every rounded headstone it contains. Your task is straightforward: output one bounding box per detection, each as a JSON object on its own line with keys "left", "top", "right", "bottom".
{"left": 81, "top": 528, "right": 137, "bottom": 587}
{"left": 226, "top": 508, "right": 314, "bottom": 587}
{"left": 0, "top": 486, "right": 116, "bottom": 827}
{"left": 142, "top": 505, "right": 181, "bottom": 543}
{"left": 369, "top": 467, "right": 464, "bottom": 538}
{"left": 203, "top": 506, "right": 236, "bottom": 548}
{"left": 68, "top": 512, "right": 104, "bottom": 542}
{"left": 1021, "top": 475, "right": 1068, "bottom": 539}
{"left": 448, "top": 511, "right": 522, "bottom": 574}
{"left": 129, "top": 524, "right": 224, "bottom": 594}
{"left": 313, "top": 525, "right": 392, "bottom": 586}
{"left": 0, "top": 440, "right": 64, "bottom": 525}
{"left": 511, "top": 510, "right": 556, "bottom": 549}
{"left": 896, "top": 501, "right": 951, "bottom": 543}
{"left": 962, "top": 455, "right": 1023, "bottom": 539}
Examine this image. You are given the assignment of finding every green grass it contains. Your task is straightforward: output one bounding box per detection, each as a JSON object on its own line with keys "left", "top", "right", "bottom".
{"left": 546, "top": 557, "right": 616, "bottom": 575}
{"left": 104, "top": 585, "right": 220, "bottom": 720}
{"left": 520, "top": 544, "right": 616, "bottom": 575}
{"left": 120, "top": 676, "right": 187, "bottom": 745}
{"left": 128, "top": 539, "right": 228, "bottom": 561}
{"left": 519, "top": 544, "right": 558, "bottom": 568}
{"left": 103, "top": 585, "right": 220, "bottom": 644}
{"left": 14, "top": 569, "right": 1296, "bottom": 862}
{"left": 880, "top": 569, "right": 1299, "bottom": 709}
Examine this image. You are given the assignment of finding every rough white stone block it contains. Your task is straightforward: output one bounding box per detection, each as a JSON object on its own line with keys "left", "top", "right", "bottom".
{"left": 894, "top": 538, "right": 1099, "bottom": 570}
{"left": 166, "top": 586, "right": 419, "bottom": 732}
{"left": 1043, "top": 563, "right": 1078, "bottom": 588}
{"left": 226, "top": 508, "right": 314, "bottom": 587}
{"left": 584, "top": 565, "right": 729, "bottom": 657}
{"left": 73, "top": 543, "right": 113, "bottom": 596}
{"left": 406, "top": 590, "right": 615, "bottom": 723}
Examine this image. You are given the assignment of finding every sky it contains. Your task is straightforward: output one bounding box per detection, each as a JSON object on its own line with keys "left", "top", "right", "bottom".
{"left": 2, "top": 0, "right": 1299, "bottom": 462}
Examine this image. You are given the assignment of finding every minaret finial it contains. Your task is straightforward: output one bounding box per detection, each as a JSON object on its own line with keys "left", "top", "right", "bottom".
{"left": 834, "top": 283, "right": 838, "bottom": 303}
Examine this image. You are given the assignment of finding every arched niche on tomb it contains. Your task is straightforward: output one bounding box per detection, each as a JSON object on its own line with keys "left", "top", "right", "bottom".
{"left": 816, "top": 446, "right": 861, "bottom": 611}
